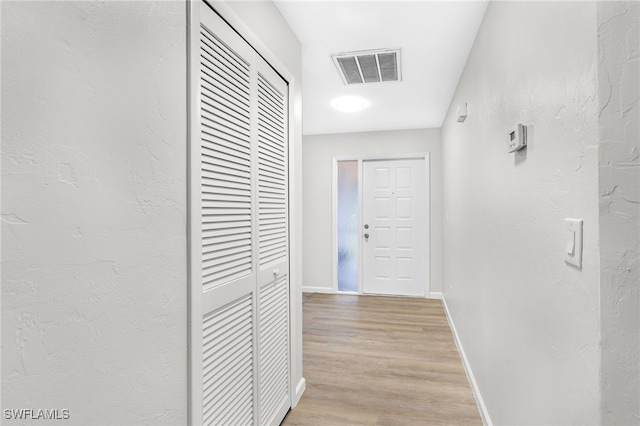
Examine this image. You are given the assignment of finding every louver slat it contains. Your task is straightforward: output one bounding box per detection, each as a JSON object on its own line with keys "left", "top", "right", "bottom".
{"left": 259, "top": 276, "right": 289, "bottom": 425}
{"left": 257, "top": 74, "right": 287, "bottom": 268}
{"left": 199, "top": 26, "right": 252, "bottom": 291}
{"left": 357, "top": 54, "right": 380, "bottom": 83}
{"left": 378, "top": 52, "right": 398, "bottom": 81}
{"left": 202, "top": 295, "right": 253, "bottom": 426}
{"left": 257, "top": 86, "right": 284, "bottom": 113}
{"left": 336, "top": 56, "right": 363, "bottom": 84}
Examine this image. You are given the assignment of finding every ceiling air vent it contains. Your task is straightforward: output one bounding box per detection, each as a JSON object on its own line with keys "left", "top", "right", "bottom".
{"left": 331, "top": 48, "right": 402, "bottom": 85}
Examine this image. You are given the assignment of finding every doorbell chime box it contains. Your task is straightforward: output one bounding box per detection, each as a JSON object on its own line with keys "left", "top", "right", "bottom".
{"left": 507, "top": 124, "right": 527, "bottom": 153}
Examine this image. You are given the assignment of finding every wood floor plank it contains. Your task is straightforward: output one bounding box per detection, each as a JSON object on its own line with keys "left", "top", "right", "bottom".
{"left": 282, "top": 293, "right": 482, "bottom": 426}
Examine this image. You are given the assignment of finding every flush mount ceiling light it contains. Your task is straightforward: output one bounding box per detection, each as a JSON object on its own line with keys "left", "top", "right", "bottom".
{"left": 331, "top": 96, "right": 370, "bottom": 113}
{"left": 331, "top": 48, "right": 402, "bottom": 85}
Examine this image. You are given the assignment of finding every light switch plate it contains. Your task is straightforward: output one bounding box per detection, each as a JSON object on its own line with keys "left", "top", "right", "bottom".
{"left": 565, "top": 218, "right": 583, "bottom": 268}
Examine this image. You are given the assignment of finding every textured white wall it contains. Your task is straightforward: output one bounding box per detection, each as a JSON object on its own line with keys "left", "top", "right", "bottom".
{"left": 441, "top": 2, "right": 600, "bottom": 424}
{"left": 2, "top": 0, "right": 304, "bottom": 421}
{"left": 2, "top": 1, "right": 188, "bottom": 425}
{"left": 302, "top": 129, "right": 442, "bottom": 295}
{"left": 598, "top": 2, "right": 640, "bottom": 424}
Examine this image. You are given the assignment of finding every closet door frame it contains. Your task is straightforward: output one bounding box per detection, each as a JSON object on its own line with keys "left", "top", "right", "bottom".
{"left": 187, "top": 1, "right": 300, "bottom": 424}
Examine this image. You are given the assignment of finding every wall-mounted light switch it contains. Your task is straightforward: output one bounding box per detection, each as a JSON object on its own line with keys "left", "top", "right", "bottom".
{"left": 565, "top": 218, "right": 583, "bottom": 268}
{"left": 456, "top": 102, "right": 468, "bottom": 123}
{"left": 566, "top": 230, "right": 575, "bottom": 254}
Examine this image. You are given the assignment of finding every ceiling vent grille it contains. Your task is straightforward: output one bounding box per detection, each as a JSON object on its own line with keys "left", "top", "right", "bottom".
{"left": 331, "top": 48, "right": 401, "bottom": 85}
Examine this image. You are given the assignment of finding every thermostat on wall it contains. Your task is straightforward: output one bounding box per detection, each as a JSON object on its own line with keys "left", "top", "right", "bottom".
{"left": 507, "top": 124, "right": 527, "bottom": 152}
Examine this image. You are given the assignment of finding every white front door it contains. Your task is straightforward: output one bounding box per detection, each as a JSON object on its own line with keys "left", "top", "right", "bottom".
{"left": 362, "top": 158, "right": 428, "bottom": 297}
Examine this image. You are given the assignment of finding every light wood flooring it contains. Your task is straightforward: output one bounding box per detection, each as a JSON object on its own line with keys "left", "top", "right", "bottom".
{"left": 282, "top": 293, "right": 482, "bottom": 426}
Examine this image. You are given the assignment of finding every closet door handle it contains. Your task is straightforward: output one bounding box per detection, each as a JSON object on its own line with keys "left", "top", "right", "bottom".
{"left": 273, "top": 268, "right": 280, "bottom": 276}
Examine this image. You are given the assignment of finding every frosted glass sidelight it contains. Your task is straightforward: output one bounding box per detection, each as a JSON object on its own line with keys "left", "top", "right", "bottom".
{"left": 337, "top": 161, "right": 359, "bottom": 292}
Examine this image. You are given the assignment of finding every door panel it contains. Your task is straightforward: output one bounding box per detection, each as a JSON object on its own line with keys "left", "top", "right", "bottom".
{"left": 202, "top": 294, "right": 254, "bottom": 426}
{"left": 199, "top": 9, "right": 256, "bottom": 426}
{"left": 255, "top": 59, "right": 290, "bottom": 426}
{"left": 362, "top": 158, "right": 427, "bottom": 297}
{"left": 258, "top": 275, "right": 290, "bottom": 425}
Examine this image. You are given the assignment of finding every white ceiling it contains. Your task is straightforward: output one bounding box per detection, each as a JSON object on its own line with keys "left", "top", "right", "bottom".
{"left": 273, "top": 0, "right": 488, "bottom": 135}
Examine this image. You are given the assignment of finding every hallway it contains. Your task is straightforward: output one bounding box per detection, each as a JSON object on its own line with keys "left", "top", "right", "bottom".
{"left": 2, "top": 1, "right": 638, "bottom": 424}
{"left": 283, "top": 294, "right": 482, "bottom": 425}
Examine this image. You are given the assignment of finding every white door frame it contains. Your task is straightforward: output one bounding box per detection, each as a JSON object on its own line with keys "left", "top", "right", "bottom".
{"left": 331, "top": 153, "right": 431, "bottom": 297}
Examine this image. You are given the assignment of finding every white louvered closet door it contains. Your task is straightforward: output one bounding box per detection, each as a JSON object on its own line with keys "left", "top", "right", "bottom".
{"left": 191, "top": 3, "right": 290, "bottom": 426}
{"left": 255, "top": 58, "right": 290, "bottom": 426}
{"left": 198, "top": 8, "right": 257, "bottom": 426}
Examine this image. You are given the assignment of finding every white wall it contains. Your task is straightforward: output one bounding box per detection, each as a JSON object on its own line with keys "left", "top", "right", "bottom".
{"left": 2, "top": 1, "right": 188, "bottom": 424}
{"left": 302, "top": 129, "right": 443, "bottom": 296}
{"left": 441, "top": 2, "right": 600, "bottom": 425}
{"left": 597, "top": 1, "right": 640, "bottom": 423}
{"left": 218, "top": 0, "right": 305, "bottom": 403}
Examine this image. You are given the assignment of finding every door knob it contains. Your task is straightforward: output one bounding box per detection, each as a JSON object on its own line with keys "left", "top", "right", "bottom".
{"left": 364, "top": 233, "right": 369, "bottom": 239}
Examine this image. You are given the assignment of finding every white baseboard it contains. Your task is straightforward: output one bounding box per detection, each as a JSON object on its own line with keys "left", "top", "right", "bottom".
{"left": 441, "top": 295, "right": 492, "bottom": 426}
{"left": 301, "top": 286, "right": 334, "bottom": 294}
{"left": 303, "top": 288, "right": 445, "bottom": 298}
{"left": 292, "top": 377, "right": 306, "bottom": 407}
